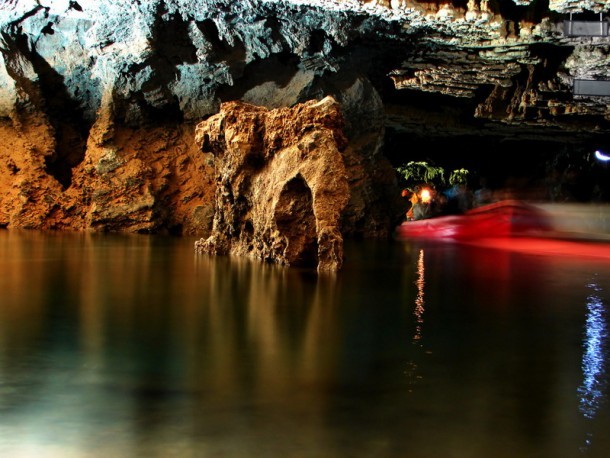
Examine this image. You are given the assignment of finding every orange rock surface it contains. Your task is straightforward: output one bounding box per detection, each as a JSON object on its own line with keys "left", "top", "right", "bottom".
{"left": 0, "top": 109, "right": 216, "bottom": 235}
{"left": 194, "top": 96, "right": 350, "bottom": 271}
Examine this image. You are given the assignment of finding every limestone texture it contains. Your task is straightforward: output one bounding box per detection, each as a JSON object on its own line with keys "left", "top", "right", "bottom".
{"left": 0, "top": 0, "right": 609, "bottom": 265}
{"left": 0, "top": 110, "right": 215, "bottom": 234}
{"left": 194, "top": 96, "right": 353, "bottom": 271}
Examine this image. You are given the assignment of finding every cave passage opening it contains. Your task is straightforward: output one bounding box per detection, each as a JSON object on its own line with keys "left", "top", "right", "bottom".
{"left": 384, "top": 131, "right": 610, "bottom": 203}
{"left": 275, "top": 175, "right": 319, "bottom": 268}
{"left": 379, "top": 84, "right": 610, "bottom": 203}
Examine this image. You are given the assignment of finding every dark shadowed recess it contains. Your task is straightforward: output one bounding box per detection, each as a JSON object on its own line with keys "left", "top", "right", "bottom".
{"left": 1, "top": 30, "right": 94, "bottom": 189}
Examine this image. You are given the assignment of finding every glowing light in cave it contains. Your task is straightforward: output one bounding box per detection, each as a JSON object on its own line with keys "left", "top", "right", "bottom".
{"left": 419, "top": 188, "right": 432, "bottom": 204}
{"left": 595, "top": 150, "right": 610, "bottom": 161}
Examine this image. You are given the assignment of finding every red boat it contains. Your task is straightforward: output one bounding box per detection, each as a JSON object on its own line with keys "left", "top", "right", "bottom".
{"left": 395, "top": 199, "right": 554, "bottom": 241}
{"left": 395, "top": 200, "right": 610, "bottom": 261}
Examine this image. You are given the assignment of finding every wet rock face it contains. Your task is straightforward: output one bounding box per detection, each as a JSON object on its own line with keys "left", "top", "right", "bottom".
{"left": 0, "top": 113, "right": 216, "bottom": 234}
{"left": 194, "top": 96, "right": 350, "bottom": 271}
{"left": 1, "top": 0, "right": 609, "bottom": 139}
{"left": 0, "top": 0, "right": 609, "bottom": 237}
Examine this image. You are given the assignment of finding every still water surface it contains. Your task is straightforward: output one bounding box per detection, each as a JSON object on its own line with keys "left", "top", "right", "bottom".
{"left": 0, "top": 230, "right": 609, "bottom": 457}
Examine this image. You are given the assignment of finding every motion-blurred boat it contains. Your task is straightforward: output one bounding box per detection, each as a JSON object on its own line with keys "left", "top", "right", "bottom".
{"left": 395, "top": 199, "right": 554, "bottom": 241}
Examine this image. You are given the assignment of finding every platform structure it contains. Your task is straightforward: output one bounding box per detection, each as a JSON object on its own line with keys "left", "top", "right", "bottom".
{"left": 563, "top": 12, "right": 609, "bottom": 37}
{"left": 573, "top": 79, "right": 610, "bottom": 97}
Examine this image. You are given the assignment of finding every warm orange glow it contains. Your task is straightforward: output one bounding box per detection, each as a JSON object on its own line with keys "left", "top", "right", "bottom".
{"left": 413, "top": 249, "right": 425, "bottom": 342}
{"left": 420, "top": 188, "right": 431, "bottom": 204}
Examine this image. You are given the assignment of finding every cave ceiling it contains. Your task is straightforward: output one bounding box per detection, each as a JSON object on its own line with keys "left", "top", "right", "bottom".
{"left": 1, "top": 0, "right": 610, "bottom": 157}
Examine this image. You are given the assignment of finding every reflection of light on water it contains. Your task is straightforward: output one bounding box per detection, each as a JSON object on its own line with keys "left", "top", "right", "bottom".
{"left": 413, "top": 249, "right": 425, "bottom": 344}
{"left": 406, "top": 249, "right": 425, "bottom": 391}
{"left": 578, "top": 280, "right": 608, "bottom": 450}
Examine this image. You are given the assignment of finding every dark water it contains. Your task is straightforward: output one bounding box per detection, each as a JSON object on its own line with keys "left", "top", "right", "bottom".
{"left": 1, "top": 230, "right": 610, "bottom": 457}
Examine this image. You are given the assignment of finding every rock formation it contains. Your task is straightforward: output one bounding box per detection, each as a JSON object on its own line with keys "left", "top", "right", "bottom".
{"left": 0, "top": 109, "right": 216, "bottom": 233}
{"left": 194, "top": 96, "right": 351, "bottom": 271}
{"left": 0, "top": 0, "right": 609, "bottom": 249}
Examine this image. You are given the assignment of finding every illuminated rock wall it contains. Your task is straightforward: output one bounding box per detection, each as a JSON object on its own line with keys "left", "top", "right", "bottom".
{"left": 0, "top": 0, "right": 609, "bottom": 238}
{"left": 194, "top": 97, "right": 350, "bottom": 271}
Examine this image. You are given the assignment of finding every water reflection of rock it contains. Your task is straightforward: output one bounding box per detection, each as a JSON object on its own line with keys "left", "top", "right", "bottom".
{"left": 190, "top": 254, "right": 343, "bottom": 400}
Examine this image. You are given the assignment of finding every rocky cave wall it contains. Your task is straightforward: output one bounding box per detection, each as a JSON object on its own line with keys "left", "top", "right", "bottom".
{"left": 0, "top": 0, "right": 407, "bottom": 238}
{"left": 0, "top": 0, "right": 609, "bottom": 242}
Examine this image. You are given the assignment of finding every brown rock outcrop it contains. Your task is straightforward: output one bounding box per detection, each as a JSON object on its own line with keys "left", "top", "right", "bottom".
{"left": 0, "top": 102, "right": 216, "bottom": 234}
{"left": 194, "top": 96, "right": 351, "bottom": 271}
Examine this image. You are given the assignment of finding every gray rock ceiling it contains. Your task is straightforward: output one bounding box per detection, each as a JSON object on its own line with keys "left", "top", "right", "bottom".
{"left": 1, "top": 0, "right": 610, "bottom": 160}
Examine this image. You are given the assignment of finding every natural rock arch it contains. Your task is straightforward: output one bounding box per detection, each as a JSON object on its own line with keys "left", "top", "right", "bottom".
{"left": 274, "top": 174, "right": 318, "bottom": 268}
{"left": 194, "top": 96, "right": 350, "bottom": 271}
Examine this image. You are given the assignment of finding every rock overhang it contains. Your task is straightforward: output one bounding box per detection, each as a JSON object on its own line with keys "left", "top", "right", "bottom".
{"left": 0, "top": 0, "right": 609, "bottom": 238}
{"left": 0, "top": 0, "right": 608, "bottom": 132}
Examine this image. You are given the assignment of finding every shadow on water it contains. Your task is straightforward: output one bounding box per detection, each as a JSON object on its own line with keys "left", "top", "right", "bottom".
{"left": 0, "top": 230, "right": 609, "bottom": 457}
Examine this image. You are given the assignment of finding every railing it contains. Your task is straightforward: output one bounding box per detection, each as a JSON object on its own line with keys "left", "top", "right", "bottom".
{"left": 573, "top": 79, "right": 610, "bottom": 97}
{"left": 564, "top": 13, "right": 609, "bottom": 37}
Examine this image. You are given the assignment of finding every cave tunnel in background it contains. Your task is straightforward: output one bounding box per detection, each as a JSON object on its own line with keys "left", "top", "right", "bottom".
{"left": 383, "top": 128, "right": 610, "bottom": 203}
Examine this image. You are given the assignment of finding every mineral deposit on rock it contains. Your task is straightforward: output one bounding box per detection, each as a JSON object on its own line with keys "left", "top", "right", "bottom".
{"left": 194, "top": 96, "right": 350, "bottom": 271}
